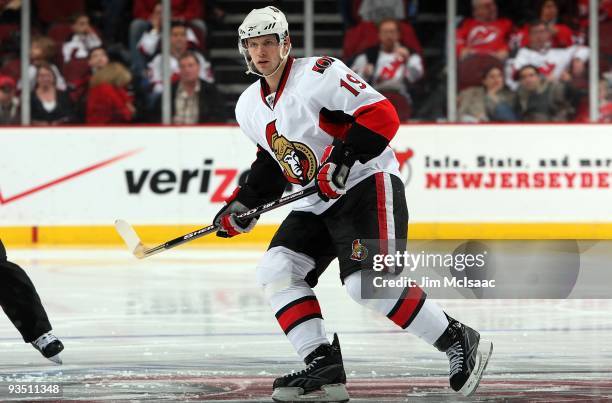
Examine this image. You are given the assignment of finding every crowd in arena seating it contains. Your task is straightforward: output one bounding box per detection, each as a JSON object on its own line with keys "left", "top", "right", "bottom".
{"left": 454, "top": 0, "right": 612, "bottom": 122}
{"left": 1, "top": 0, "right": 611, "bottom": 125}
{"left": 343, "top": 0, "right": 612, "bottom": 122}
{"left": 0, "top": 0, "right": 224, "bottom": 125}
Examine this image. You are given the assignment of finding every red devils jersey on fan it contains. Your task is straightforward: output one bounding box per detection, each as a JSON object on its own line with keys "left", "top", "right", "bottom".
{"left": 456, "top": 18, "right": 513, "bottom": 56}
{"left": 507, "top": 45, "right": 589, "bottom": 89}
{"left": 235, "top": 56, "right": 400, "bottom": 215}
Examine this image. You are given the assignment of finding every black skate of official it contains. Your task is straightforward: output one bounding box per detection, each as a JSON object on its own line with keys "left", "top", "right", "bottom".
{"left": 434, "top": 314, "right": 492, "bottom": 396}
{"left": 272, "top": 333, "right": 349, "bottom": 402}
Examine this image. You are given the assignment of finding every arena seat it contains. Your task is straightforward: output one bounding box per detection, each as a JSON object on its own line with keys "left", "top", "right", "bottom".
{"left": 458, "top": 54, "right": 504, "bottom": 91}
{"left": 343, "top": 21, "right": 423, "bottom": 61}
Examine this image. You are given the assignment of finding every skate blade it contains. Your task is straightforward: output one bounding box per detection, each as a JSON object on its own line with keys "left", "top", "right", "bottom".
{"left": 47, "top": 353, "right": 63, "bottom": 365}
{"left": 272, "top": 383, "right": 349, "bottom": 402}
{"left": 460, "top": 339, "right": 493, "bottom": 397}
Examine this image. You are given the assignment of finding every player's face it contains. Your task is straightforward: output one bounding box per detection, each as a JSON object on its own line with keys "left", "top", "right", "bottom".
{"left": 246, "top": 35, "right": 283, "bottom": 75}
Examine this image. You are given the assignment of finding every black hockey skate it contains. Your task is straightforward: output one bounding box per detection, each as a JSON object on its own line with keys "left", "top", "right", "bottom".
{"left": 31, "top": 332, "right": 64, "bottom": 364}
{"left": 272, "top": 333, "right": 349, "bottom": 402}
{"left": 434, "top": 314, "right": 492, "bottom": 396}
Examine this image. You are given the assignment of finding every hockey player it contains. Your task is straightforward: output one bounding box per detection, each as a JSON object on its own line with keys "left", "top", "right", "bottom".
{"left": 213, "top": 6, "right": 492, "bottom": 401}
{"left": 0, "top": 239, "right": 64, "bottom": 364}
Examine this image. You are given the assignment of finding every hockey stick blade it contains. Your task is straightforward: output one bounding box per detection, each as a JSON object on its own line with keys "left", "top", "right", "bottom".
{"left": 115, "top": 219, "right": 147, "bottom": 258}
{"left": 115, "top": 186, "right": 319, "bottom": 259}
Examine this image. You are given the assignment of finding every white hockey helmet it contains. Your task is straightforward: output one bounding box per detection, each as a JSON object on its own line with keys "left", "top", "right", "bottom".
{"left": 238, "top": 6, "right": 291, "bottom": 77}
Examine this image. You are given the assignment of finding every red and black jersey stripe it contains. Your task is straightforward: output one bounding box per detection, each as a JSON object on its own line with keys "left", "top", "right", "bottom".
{"left": 275, "top": 295, "right": 323, "bottom": 334}
{"left": 387, "top": 286, "right": 426, "bottom": 329}
{"left": 259, "top": 57, "right": 294, "bottom": 110}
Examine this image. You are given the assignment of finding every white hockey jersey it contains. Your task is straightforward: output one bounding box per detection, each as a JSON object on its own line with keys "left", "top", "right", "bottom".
{"left": 235, "top": 56, "right": 401, "bottom": 215}
{"left": 351, "top": 50, "right": 424, "bottom": 92}
{"left": 62, "top": 33, "right": 103, "bottom": 63}
{"left": 506, "top": 45, "right": 589, "bottom": 89}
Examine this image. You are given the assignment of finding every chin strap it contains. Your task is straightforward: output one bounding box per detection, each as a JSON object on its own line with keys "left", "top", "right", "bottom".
{"left": 244, "top": 43, "right": 292, "bottom": 78}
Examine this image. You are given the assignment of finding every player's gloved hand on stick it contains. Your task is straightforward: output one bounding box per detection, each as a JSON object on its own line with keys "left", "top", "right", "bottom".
{"left": 316, "top": 143, "right": 353, "bottom": 202}
{"left": 213, "top": 187, "right": 258, "bottom": 238}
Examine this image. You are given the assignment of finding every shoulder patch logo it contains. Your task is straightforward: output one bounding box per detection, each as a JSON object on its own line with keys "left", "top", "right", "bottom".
{"left": 265, "top": 120, "right": 317, "bottom": 186}
{"left": 312, "top": 56, "right": 335, "bottom": 74}
{"left": 350, "top": 239, "right": 368, "bottom": 261}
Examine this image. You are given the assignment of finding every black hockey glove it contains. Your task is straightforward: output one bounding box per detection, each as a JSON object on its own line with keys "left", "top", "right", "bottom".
{"left": 213, "top": 187, "right": 259, "bottom": 238}
{"left": 315, "top": 142, "right": 355, "bottom": 202}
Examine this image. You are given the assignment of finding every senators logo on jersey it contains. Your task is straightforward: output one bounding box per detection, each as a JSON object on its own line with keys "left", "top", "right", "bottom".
{"left": 350, "top": 239, "right": 368, "bottom": 261}
{"left": 265, "top": 120, "right": 317, "bottom": 185}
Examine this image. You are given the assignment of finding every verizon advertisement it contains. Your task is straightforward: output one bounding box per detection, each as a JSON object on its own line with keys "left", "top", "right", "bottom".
{"left": 1, "top": 124, "right": 612, "bottom": 225}
{"left": 0, "top": 127, "right": 271, "bottom": 225}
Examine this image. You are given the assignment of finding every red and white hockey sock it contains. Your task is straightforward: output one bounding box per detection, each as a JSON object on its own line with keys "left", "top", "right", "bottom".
{"left": 344, "top": 271, "right": 448, "bottom": 345}
{"left": 257, "top": 246, "right": 329, "bottom": 360}
{"left": 272, "top": 291, "right": 328, "bottom": 361}
{"left": 387, "top": 288, "right": 448, "bottom": 345}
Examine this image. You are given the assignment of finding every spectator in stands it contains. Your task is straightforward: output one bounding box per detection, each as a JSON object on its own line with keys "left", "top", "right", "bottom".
{"left": 71, "top": 47, "right": 110, "bottom": 121}
{"left": 574, "top": 79, "right": 612, "bottom": 122}
{"left": 507, "top": 20, "right": 589, "bottom": 89}
{"left": 153, "top": 51, "right": 223, "bottom": 123}
{"left": 129, "top": 1, "right": 161, "bottom": 81}
{"left": 0, "top": 75, "right": 19, "bottom": 124}
{"left": 458, "top": 66, "right": 517, "bottom": 122}
{"left": 456, "top": 0, "right": 513, "bottom": 61}
{"left": 342, "top": 11, "right": 422, "bottom": 62}
{"left": 88, "top": 47, "right": 110, "bottom": 74}
{"left": 146, "top": 21, "right": 213, "bottom": 94}
{"left": 137, "top": 7, "right": 202, "bottom": 62}
{"left": 597, "top": 78, "right": 612, "bottom": 122}
{"left": 28, "top": 36, "right": 67, "bottom": 91}
{"left": 86, "top": 62, "right": 135, "bottom": 124}
{"left": 30, "top": 64, "right": 74, "bottom": 125}
{"left": 514, "top": 0, "right": 575, "bottom": 49}
{"left": 73, "top": 46, "right": 110, "bottom": 92}
{"left": 513, "top": 64, "right": 573, "bottom": 121}
{"left": 129, "top": 1, "right": 206, "bottom": 78}
{"left": 350, "top": 18, "right": 423, "bottom": 120}
{"left": 62, "top": 13, "right": 103, "bottom": 64}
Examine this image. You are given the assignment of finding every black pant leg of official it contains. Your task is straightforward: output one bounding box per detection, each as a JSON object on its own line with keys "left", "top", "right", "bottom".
{"left": 0, "top": 240, "right": 52, "bottom": 343}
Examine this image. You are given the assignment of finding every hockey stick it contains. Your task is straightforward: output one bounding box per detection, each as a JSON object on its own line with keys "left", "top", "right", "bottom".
{"left": 115, "top": 186, "right": 318, "bottom": 259}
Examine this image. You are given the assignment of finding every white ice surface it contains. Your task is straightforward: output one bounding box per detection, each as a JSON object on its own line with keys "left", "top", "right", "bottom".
{"left": 0, "top": 247, "right": 611, "bottom": 401}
